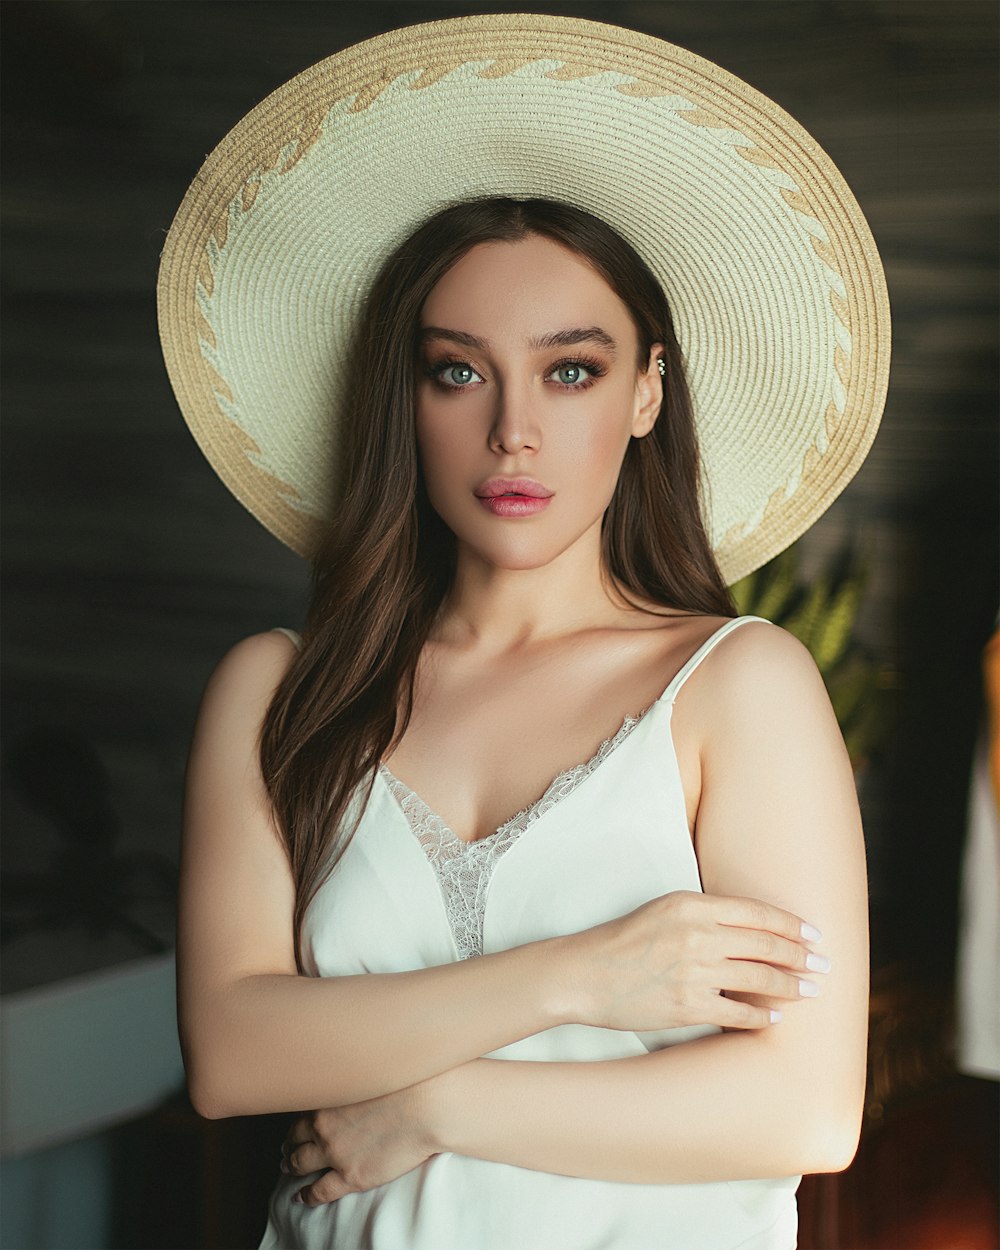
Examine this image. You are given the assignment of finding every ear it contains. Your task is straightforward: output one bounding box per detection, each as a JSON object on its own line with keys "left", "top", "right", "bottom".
{"left": 631, "top": 343, "right": 665, "bottom": 438}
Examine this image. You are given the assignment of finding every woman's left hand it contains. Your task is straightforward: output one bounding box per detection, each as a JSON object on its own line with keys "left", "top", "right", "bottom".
{"left": 281, "top": 1081, "right": 440, "bottom": 1206}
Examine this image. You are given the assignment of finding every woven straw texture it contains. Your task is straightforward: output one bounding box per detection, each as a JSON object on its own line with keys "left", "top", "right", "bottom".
{"left": 157, "top": 12, "right": 890, "bottom": 583}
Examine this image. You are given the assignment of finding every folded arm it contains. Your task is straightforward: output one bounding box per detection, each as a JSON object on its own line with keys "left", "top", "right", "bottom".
{"left": 420, "top": 622, "right": 870, "bottom": 1182}
{"left": 184, "top": 621, "right": 866, "bottom": 1174}
{"left": 183, "top": 631, "right": 779, "bottom": 1122}
{"left": 287, "top": 624, "right": 867, "bottom": 1200}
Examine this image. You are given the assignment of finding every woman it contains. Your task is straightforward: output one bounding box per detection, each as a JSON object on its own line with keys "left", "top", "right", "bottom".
{"left": 161, "top": 16, "right": 888, "bottom": 1250}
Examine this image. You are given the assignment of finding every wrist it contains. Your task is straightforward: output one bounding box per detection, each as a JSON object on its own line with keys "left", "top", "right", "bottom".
{"left": 419, "top": 1063, "right": 470, "bottom": 1154}
{"left": 538, "top": 931, "right": 590, "bottom": 1028}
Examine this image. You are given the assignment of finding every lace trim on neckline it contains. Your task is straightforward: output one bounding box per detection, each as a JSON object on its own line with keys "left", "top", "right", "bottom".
{"left": 379, "top": 703, "right": 652, "bottom": 959}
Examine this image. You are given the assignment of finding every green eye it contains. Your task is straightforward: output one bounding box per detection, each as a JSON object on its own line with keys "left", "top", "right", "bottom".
{"left": 549, "top": 359, "right": 604, "bottom": 388}
{"left": 427, "top": 360, "right": 483, "bottom": 389}
{"left": 542, "top": 355, "right": 605, "bottom": 387}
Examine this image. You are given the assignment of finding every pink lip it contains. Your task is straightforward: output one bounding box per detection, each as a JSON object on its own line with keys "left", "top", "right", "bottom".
{"left": 475, "top": 477, "right": 554, "bottom": 499}
{"left": 478, "top": 495, "right": 551, "bottom": 517}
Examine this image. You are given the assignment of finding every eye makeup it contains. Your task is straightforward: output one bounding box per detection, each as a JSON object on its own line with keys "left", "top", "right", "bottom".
{"left": 422, "top": 354, "right": 609, "bottom": 394}
{"left": 547, "top": 355, "right": 608, "bottom": 390}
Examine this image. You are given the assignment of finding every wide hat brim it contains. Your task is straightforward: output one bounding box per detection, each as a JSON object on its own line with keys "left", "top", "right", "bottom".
{"left": 157, "top": 12, "right": 890, "bottom": 585}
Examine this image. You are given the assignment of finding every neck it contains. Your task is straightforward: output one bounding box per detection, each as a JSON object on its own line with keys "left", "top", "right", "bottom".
{"left": 432, "top": 522, "right": 640, "bottom": 654}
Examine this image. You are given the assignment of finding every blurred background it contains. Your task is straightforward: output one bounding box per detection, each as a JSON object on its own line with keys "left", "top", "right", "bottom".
{"left": 1, "top": 2, "right": 997, "bottom": 1247}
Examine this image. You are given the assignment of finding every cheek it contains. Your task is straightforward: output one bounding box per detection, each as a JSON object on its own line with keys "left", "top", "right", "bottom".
{"left": 414, "top": 410, "right": 473, "bottom": 505}
{"left": 552, "top": 401, "right": 635, "bottom": 488}
{"left": 416, "top": 423, "right": 449, "bottom": 462}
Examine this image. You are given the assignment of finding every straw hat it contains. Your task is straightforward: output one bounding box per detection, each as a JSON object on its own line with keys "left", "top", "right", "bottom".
{"left": 157, "top": 12, "right": 890, "bottom": 585}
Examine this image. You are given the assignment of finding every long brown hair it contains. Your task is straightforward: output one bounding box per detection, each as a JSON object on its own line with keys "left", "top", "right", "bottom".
{"left": 259, "top": 197, "right": 735, "bottom": 970}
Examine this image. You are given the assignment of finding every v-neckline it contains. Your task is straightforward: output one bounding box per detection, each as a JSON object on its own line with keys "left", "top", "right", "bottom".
{"left": 378, "top": 694, "right": 662, "bottom": 849}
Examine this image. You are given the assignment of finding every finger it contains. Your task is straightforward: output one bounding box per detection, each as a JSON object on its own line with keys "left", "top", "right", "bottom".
{"left": 283, "top": 1115, "right": 319, "bottom": 1149}
{"left": 723, "top": 988, "right": 794, "bottom": 1014}
{"left": 296, "top": 1170, "right": 356, "bottom": 1207}
{"left": 282, "top": 1133, "right": 312, "bottom": 1167}
{"left": 716, "top": 895, "right": 821, "bottom": 943}
{"left": 286, "top": 1142, "right": 326, "bottom": 1176}
{"left": 706, "top": 993, "right": 781, "bottom": 1030}
{"left": 718, "top": 959, "right": 819, "bottom": 1001}
{"left": 722, "top": 927, "right": 831, "bottom": 975}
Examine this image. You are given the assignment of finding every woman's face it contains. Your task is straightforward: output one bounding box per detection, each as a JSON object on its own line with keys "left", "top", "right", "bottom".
{"left": 415, "top": 233, "right": 663, "bottom": 572}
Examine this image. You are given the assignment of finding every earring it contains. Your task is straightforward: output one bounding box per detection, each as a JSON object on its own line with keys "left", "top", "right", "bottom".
{"left": 657, "top": 358, "right": 666, "bottom": 377}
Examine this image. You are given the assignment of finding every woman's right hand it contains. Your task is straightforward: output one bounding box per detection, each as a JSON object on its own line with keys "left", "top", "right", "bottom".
{"left": 561, "top": 890, "right": 829, "bottom": 1032}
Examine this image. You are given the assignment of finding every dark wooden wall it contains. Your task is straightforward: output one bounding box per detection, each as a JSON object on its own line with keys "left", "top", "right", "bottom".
{"left": 2, "top": 0, "right": 997, "bottom": 996}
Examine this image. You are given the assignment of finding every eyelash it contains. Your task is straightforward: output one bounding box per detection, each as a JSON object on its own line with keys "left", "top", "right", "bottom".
{"left": 424, "top": 354, "right": 608, "bottom": 393}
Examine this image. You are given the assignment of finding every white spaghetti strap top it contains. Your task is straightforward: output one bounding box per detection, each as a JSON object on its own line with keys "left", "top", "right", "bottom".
{"left": 657, "top": 613, "right": 769, "bottom": 705}
{"left": 271, "top": 617, "right": 773, "bottom": 965}
{"left": 258, "top": 614, "right": 798, "bottom": 1250}
{"left": 270, "top": 626, "right": 303, "bottom": 646}
{"left": 379, "top": 614, "right": 768, "bottom": 959}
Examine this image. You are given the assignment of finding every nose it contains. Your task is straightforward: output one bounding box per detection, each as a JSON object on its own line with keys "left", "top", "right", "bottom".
{"left": 488, "top": 381, "right": 541, "bottom": 455}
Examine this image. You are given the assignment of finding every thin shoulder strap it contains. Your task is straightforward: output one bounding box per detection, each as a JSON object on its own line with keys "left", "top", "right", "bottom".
{"left": 271, "top": 626, "right": 303, "bottom": 649}
{"left": 659, "top": 615, "right": 771, "bottom": 706}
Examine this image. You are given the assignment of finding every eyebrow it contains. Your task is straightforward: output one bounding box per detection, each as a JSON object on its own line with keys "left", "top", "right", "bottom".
{"left": 418, "top": 325, "right": 619, "bottom": 357}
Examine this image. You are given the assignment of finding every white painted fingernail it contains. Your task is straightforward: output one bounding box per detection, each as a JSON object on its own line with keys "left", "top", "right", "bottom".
{"left": 801, "top": 922, "right": 822, "bottom": 942}
{"left": 806, "top": 953, "right": 831, "bottom": 973}
{"left": 770, "top": 1009, "right": 783, "bottom": 1023}
{"left": 798, "top": 979, "right": 820, "bottom": 997}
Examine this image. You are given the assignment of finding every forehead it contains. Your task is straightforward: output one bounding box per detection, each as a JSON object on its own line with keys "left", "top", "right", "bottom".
{"left": 421, "top": 235, "right": 634, "bottom": 336}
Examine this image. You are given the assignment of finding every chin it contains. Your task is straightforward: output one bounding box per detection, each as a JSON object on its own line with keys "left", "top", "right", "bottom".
{"left": 487, "top": 551, "right": 562, "bottom": 572}
{"left": 438, "top": 500, "right": 610, "bottom": 572}
{"left": 461, "top": 531, "right": 590, "bottom": 572}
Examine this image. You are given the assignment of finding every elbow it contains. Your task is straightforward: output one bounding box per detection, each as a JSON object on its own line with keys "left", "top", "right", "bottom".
{"left": 179, "top": 990, "right": 258, "bottom": 1119}
{"left": 773, "top": 1044, "right": 867, "bottom": 1175}
{"left": 188, "top": 1081, "right": 226, "bottom": 1121}
{"left": 820, "top": 1113, "right": 863, "bottom": 1174}
{"left": 185, "top": 1054, "right": 233, "bottom": 1121}
{"left": 795, "top": 1104, "right": 863, "bottom": 1175}
{"left": 180, "top": 1030, "right": 242, "bottom": 1121}
{"left": 186, "top": 1060, "right": 250, "bottom": 1120}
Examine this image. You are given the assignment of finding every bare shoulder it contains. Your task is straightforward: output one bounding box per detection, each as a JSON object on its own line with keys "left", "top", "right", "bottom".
{"left": 191, "top": 630, "right": 301, "bottom": 745}
{"left": 199, "top": 629, "right": 300, "bottom": 707}
{"left": 686, "top": 618, "right": 837, "bottom": 738}
{"left": 712, "top": 618, "right": 821, "bottom": 684}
